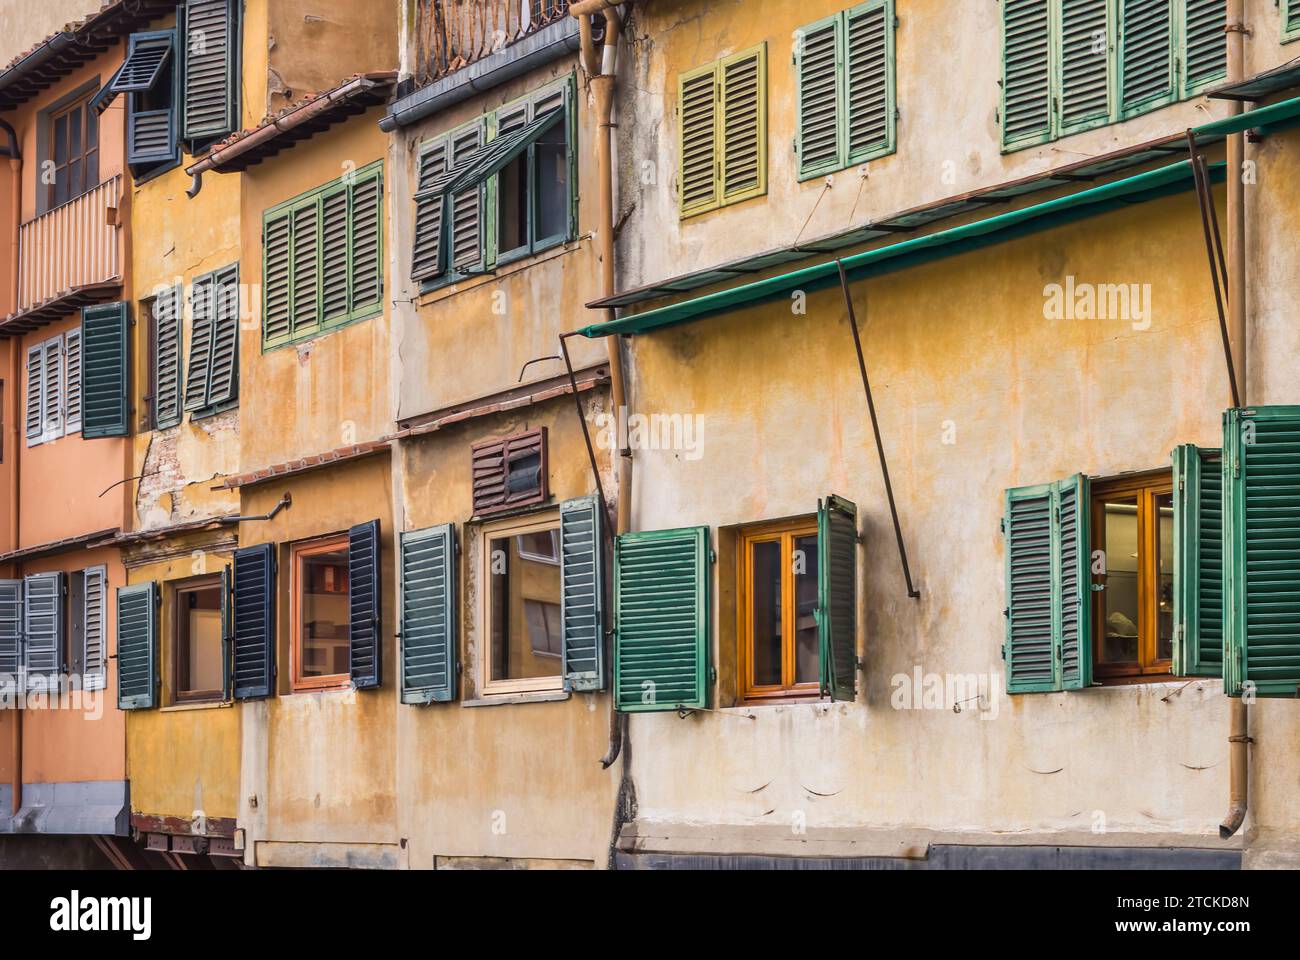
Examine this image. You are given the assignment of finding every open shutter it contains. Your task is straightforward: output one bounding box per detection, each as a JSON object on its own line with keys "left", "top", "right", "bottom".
{"left": 122, "top": 30, "right": 176, "bottom": 166}
{"left": 449, "top": 125, "right": 484, "bottom": 271}
{"left": 561, "top": 496, "right": 606, "bottom": 692}
{"left": 232, "top": 543, "right": 276, "bottom": 700}
{"left": 153, "top": 284, "right": 183, "bottom": 427}
{"left": 114, "top": 32, "right": 172, "bottom": 92}
{"left": 0, "top": 581, "right": 21, "bottom": 684}
{"left": 349, "top": 168, "right": 383, "bottom": 316}
{"left": 1119, "top": 0, "right": 1175, "bottom": 115}
{"left": 320, "top": 183, "right": 350, "bottom": 324}
{"left": 205, "top": 265, "right": 240, "bottom": 409}
{"left": 116, "top": 582, "right": 157, "bottom": 709}
{"left": 679, "top": 62, "right": 719, "bottom": 215}
{"left": 1223, "top": 407, "right": 1300, "bottom": 698}
{"left": 412, "top": 140, "right": 448, "bottom": 281}
{"left": 183, "top": 0, "right": 237, "bottom": 142}
{"left": 348, "top": 520, "right": 382, "bottom": 690}
{"left": 1057, "top": 473, "right": 1091, "bottom": 689}
{"left": 818, "top": 495, "right": 858, "bottom": 701}
{"left": 220, "top": 565, "right": 233, "bottom": 701}
{"left": 399, "top": 524, "right": 458, "bottom": 704}
{"left": 82, "top": 566, "right": 106, "bottom": 691}
{"left": 81, "top": 302, "right": 130, "bottom": 438}
{"left": 1058, "top": 0, "right": 1112, "bottom": 133}
{"left": 1001, "top": 0, "right": 1053, "bottom": 148}
{"left": 614, "top": 527, "right": 710, "bottom": 712}
{"left": 291, "top": 201, "right": 321, "bottom": 339}
{"left": 185, "top": 276, "right": 216, "bottom": 413}
{"left": 795, "top": 16, "right": 842, "bottom": 179}
{"left": 1173, "top": 445, "right": 1224, "bottom": 677}
{"left": 845, "top": 0, "right": 894, "bottom": 164}
{"left": 25, "top": 344, "right": 43, "bottom": 443}
{"left": 263, "top": 211, "right": 292, "bottom": 345}
{"left": 1181, "top": 0, "right": 1226, "bottom": 93}
{"left": 63, "top": 329, "right": 82, "bottom": 434}
{"left": 42, "top": 338, "right": 62, "bottom": 441}
{"left": 23, "top": 573, "right": 63, "bottom": 690}
{"left": 718, "top": 45, "right": 766, "bottom": 204}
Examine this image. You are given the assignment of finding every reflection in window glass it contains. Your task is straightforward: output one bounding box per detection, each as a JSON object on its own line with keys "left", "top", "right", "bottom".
{"left": 750, "top": 539, "right": 782, "bottom": 687}
{"left": 490, "top": 528, "right": 563, "bottom": 682}
{"left": 1156, "top": 493, "right": 1174, "bottom": 662}
{"left": 535, "top": 123, "right": 567, "bottom": 240}
{"left": 1100, "top": 497, "right": 1140, "bottom": 665}
{"left": 299, "top": 546, "right": 350, "bottom": 679}
{"left": 794, "top": 534, "right": 819, "bottom": 684}
{"left": 176, "top": 583, "right": 222, "bottom": 699}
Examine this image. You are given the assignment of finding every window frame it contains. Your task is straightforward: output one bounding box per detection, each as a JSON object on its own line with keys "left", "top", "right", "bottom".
{"left": 169, "top": 574, "right": 226, "bottom": 704}
{"left": 479, "top": 508, "right": 566, "bottom": 697}
{"left": 289, "top": 534, "right": 353, "bottom": 693}
{"left": 41, "top": 85, "right": 100, "bottom": 213}
{"left": 1089, "top": 469, "right": 1175, "bottom": 683}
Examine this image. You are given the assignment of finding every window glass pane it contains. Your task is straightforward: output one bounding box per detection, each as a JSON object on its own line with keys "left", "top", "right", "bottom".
{"left": 69, "top": 107, "right": 82, "bottom": 168}
{"left": 178, "top": 585, "right": 222, "bottom": 695}
{"left": 1156, "top": 492, "right": 1174, "bottom": 662}
{"left": 535, "top": 126, "right": 567, "bottom": 240}
{"left": 299, "top": 546, "right": 350, "bottom": 678}
{"left": 490, "top": 528, "right": 563, "bottom": 681}
{"left": 1099, "top": 496, "right": 1140, "bottom": 664}
{"left": 53, "top": 114, "right": 68, "bottom": 167}
{"left": 750, "top": 539, "right": 782, "bottom": 686}
{"left": 793, "top": 533, "right": 819, "bottom": 684}
{"left": 497, "top": 153, "right": 528, "bottom": 254}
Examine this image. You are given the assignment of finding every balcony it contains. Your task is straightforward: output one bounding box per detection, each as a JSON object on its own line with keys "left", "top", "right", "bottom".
{"left": 415, "top": 0, "right": 572, "bottom": 86}
{"left": 2, "top": 176, "right": 124, "bottom": 335}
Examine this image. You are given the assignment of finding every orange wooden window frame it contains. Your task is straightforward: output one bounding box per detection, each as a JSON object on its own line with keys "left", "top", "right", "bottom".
{"left": 290, "top": 534, "right": 352, "bottom": 692}
{"left": 737, "top": 518, "right": 820, "bottom": 703}
{"left": 1090, "top": 471, "right": 1174, "bottom": 683}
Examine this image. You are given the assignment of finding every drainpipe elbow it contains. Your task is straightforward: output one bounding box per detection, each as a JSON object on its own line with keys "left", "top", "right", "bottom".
{"left": 1220, "top": 801, "right": 1247, "bottom": 839}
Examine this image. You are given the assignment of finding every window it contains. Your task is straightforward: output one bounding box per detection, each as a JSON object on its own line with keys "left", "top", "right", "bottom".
{"left": 411, "top": 74, "right": 577, "bottom": 286}
{"left": 80, "top": 301, "right": 130, "bottom": 439}
{"left": 172, "top": 577, "right": 224, "bottom": 702}
{"left": 184, "top": 265, "right": 240, "bottom": 416}
{"left": 44, "top": 91, "right": 99, "bottom": 210}
{"left": 24, "top": 330, "right": 80, "bottom": 446}
{"left": 182, "top": 0, "right": 240, "bottom": 145}
{"left": 677, "top": 44, "right": 767, "bottom": 217}
{"left": 291, "top": 536, "right": 352, "bottom": 691}
{"left": 1000, "top": 0, "right": 1227, "bottom": 152}
{"left": 738, "top": 519, "right": 821, "bottom": 700}
{"left": 795, "top": 1, "right": 896, "bottom": 180}
{"left": 1090, "top": 472, "right": 1174, "bottom": 682}
{"left": 262, "top": 161, "right": 384, "bottom": 349}
{"left": 470, "top": 429, "right": 548, "bottom": 516}
{"left": 482, "top": 511, "right": 564, "bottom": 694}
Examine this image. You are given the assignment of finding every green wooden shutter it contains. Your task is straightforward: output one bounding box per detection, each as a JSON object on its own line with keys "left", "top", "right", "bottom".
{"left": 795, "top": 16, "right": 842, "bottom": 180}
{"left": 1287, "top": 0, "right": 1300, "bottom": 41}
{"left": 614, "top": 527, "right": 710, "bottom": 713}
{"left": 1172, "top": 444, "right": 1224, "bottom": 677}
{"left": 679, "top": 62, "right": 720, "bottom": 215}
{"left": 1181, "top": 0, "right": 1226, "bottom": 94}
{"left": 263, "top": 211, "right": 292, "bottom": 346}
{"left": 23, "top": 573, "right": 63, "bottom": 689}
{"left": 128, "top": 106, "right": 175, "bottom": 167}
{"left": 348, "top": 520, "right": 382, "bottom": 690}
{"left": 719, "top": 45, "right": 766, "bottom": 204}
{"left": 399, "top": 523, "right": 458, "bottom": 704}
{"left": 1120, "top": 0, "right": 1175, "bottom": 116}
{"left": 845, "top": 1, "right": 894, "bottom": 164}
{"left": 818, "top": 495, "right": 858, "bottom": 702}
{"left": 561, "top": 496, "right": 606, "bottom": 692}
{"left": 63, "top": 329, "right": 82, "bottom": 434}
{"left": 24, "top": 345, "right": 42, "bottom": 443}
{"left": 82, "top": 566, "right": 107, "bottom": 692}
{"left": 450, "top": 125, "right": 484, "bottom": 271}
{"left": 1057, "top": 473, "right": 1091, "bottom": 689}
{"left": 117, "top": 581, "right": 158, "bottom": 710}
{"left": 412, "top": 139, "right": 448, "bottom": 282}
{"left": 81, "top": 302, "right": 129, "bottom": 439}
{"left": 184, "top": 275, "right": 215, "bottom": 412}
{"left": 154, "top": 284, "right": 182, "bottom": 427}
{"left": 1001, "top": 0, "right": 1053, "bottom": 149}
{"left": 1223, "top": 407, "right": 1300, "bottom": 697}
{"left": 291, "top": 200, "right": 321, "bottom": 339}
{"left": 1058, "top": 0, "right": 1113, "bottom": 133}
{"left": 0, "top": 580, "right": 20, "bottom": 682}
{"left": 232, "top": 543, "right": 276, "bottom": 700}
{"left": 349, "top": 166, "right": 383, "bottom": 316}
{"left": 183, "top": 0, "right": 238, "bottom": 142}
{"left": 320, "top": 183, "right": 350, "bottom": 325}
{"left": 205, "top": 264, "right": 240, "bottom": 409}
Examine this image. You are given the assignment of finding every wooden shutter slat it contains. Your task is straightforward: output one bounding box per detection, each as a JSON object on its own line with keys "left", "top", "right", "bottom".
{"left": 233, "top": 543, "right": 276, "bottom": 700}
{"left": 129, "top": 109, "right": 174, "bottom": 165}
{"left": 845, "top": 2, "right": 892, "bottom": 161}
{"left": 25, "top": 345, "right": 42, "bottom": 442}
{"left": 1173, "top": 445, "right": 1224, "bottom": 677}
{"left": 400, "top": 523, "right": 457, "bottom": 704}
{"left": 1001, "top": 0, "right": 1052, "bottom": 147}
{"left": 561, "top": 496, "right": 606, "bottom": 692}
{"left": 81, "top": 302, "right": 130, "bottom": 438}
{"left": 450, "top": 126, "right": 483, "bottom": 269}
{"left": 1004, "top": 485, "right": 1057, "bottom": 692}
{"left": 23, "top": 574, "right": 63, "bottom": 688}
{"left": 117, "top": 581, "right": 157, "bottom": 709}
{"left": 1057, "top": 474, "right": 1091, "bottom": 689}
{"left": 348, "top": 520, "right": 382, "bottom": 690}
{"left": 42, "top": 338, "right": 62, "bottom": 440}
{"left": 818, "top": 494, "right": 858, "bottom": 701}
{"left": 263, "top": 212, "right": 292, "bottom": 344}
{"left": 184, "top": 0, "right": 236, "bottom": 141}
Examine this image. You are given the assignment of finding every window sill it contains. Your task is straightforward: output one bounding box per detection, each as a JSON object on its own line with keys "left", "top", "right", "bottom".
{"left": 416, "top": 235, "right": 587, "bottom": 305}
{"left": 462, "top": 690, "right": 570, "bottom": 708}
{"left": 161, "top": 700, "right": 232, "bottom": 713}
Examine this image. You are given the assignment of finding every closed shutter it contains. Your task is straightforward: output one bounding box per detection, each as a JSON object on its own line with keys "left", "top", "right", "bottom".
{"left": 1058, "top": 0, "right": 1112, "bottom": 133}
{"left": 678, "top": 63, "right": 719, "bottom": 215}
{"left": 183, "top": 0, "right": 237, "bottom": 142}
{"left": 450, "top": 126, "right": 484, "bottom": 271}
{"left": 561, "top": 496, "right": 606, "bottom": 692}
{"left": 154, "top": 284, "right": 183, "bottom": 428}
{"left": 25, "top": 345, "right": 43, "bottom": 443}
{"left": 23, "top": 573, "right": 63, "bottom": 690}
{"left": 0, "top": 581, "right": 20, "bottom": 683}
{"left": 116, "top": 581, "right": 157, "bottom": 709}
{"left": 1001, "top": 0, "right": 1053, "bottom": 148}
{"left": 63, "top": 329, "right": 82, "bottom": 434}
{"left": 471, "top": 429, "right": 548, "bottom": 515}
{"left": 232, "top": 543, "right": 276, "bottom": 700}
{"left": 795, "top": 16, "right": 841, "bottom": 179}
{"left": 263, "top": 212, "right": 293, "bottom": 345}
{"left": 399, "top": 524, "right": 458, "bottom": 704}
{"left": 82, "top": 566, "right": 107, "bottom": 691}
{"left": 348, "top": 520, "right": 382, "bottom": 690}
{"left": 291, "top": 201, "right": 321, "bottom": 338}
{"left": 845, "top": 1, "right": 893, "bottom": 163}
{"left": 128, "top": 109, "right": 175, "bottom": 166}
{"left": 320, "top": 184, "right": 350, "bottom": 324}
{"left": 412, "top": 140, "right": 448, "bottom": 281}
{"left": 42, "top": 337, "right": 62, "bottom": 441}
{"left": 1120, "top": 0, "right": 1175, "bottom": 115}
{"left": 1223, "top": 407, "right": 1300, "bottom": 697}
{"left": 1172, "top": 445, "right": 1223, "bottom": 677}
{"left": 818, "top": 495, "right": 858, "bottom": 701}
{"left": 205, "top": 265, "right": 240, "bottom": 408}
{"left": 1182, "top": 0, "right": 1226, "bottom": 93}
{"left": 718, "top": 45, "right": 766, "bottom": 204}
{"left": 613, "top": 527, "right": 711, "bottom": 713}
{"left": 184, "top": 275, "right": 215, "bottom": 412}
{"left": 350, "top": 167, "right": 383, "bottom": 314}
{"left": 81, "top": 302, "right": 130, "bottom": 438}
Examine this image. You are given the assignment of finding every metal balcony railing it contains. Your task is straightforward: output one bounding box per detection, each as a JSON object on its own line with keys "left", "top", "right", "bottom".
{"left": 415, "top": 0, "right": 571, "bottom": 86}
{"left": 16, "top": 175, "right": 123, "bottom": 314}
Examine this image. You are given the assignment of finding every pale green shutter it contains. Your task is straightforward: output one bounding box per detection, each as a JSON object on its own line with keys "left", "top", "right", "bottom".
{"left": 1172, "top": 444, "right": 1224, "bottom": 677}
{"left": 718, "top": 45, "right": 766, "bottom": 205}
{"left": 561, "top": 496, "right": 606, "bottom": 692}
{"left": 183, "top": 0, "right": 238, "bottom": 142}
{"left": 1001, "top": 0, "right": 1053, "bottom": 149}
{"left": 844, "top": 0, "right": 894, "bottom": 164}
{"left": 1181, "top": 0, "right": 1226, "bottom": 94}
{"left": 614, "top": 527, "right": 710, "bottom": 713}
{"left": 291, "top": 200, "right": 321, "bottom": 338}
{"left": 399, "top": 524, "right": 458, "bottom": 704}
{"left": 679, "top": 62, "right": 720, "bottom": 215}
{"left": 1223, "top": 407, "right": 1300, "bottom": 698}
{"left": 1058, "top": 0, "right": 1113, "bottom": 133}
{"left": 1057, "top": 474, "right": 1090, "bottom": 689}
{"left": 263, "top": 211, "right": 292, "bottom": 346}
{"left": 320, "top": 183, "right": 350, "bottom": 325}
{"left": 818, "top": 495, "right": 858, "bottom": 702}
{"left": 795, "top": 16, "right": 842, "bottom": 179}
{"left": 411, "top": 139, "right": 448, "bottom": 282}
{"left": 1287, "top": 0, "right": 1300, "bottom": 41}
{"left": 154, "top": 284, "right": 183, "bottom": 427}
{"left": 450, "top": 125, "right": 484, "bottom": 271}
{"left": 350, "top": 166, "right": 383, "bottom": 316}
{"left": 205, "top": 265, "right": 240, "bottom": 409}
{"left": 117, "top": 581, "right": 158, "bottom": 710}
{"left": 81, "top": 302, "right": 130, "bottom": 439}
{"left": 1119, "top": 0, "right": 1175, "bottom": 115}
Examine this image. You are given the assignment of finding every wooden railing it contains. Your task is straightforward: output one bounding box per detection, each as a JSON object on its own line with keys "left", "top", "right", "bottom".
{"left": 17, "top": 175, "right": 123, "bottom": 313}
{"left": 415, "top": 0, "right": 571, "bottom": 86}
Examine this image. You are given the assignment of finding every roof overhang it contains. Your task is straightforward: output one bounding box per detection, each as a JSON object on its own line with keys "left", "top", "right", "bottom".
{"left": 0, "top": 528, "right": 120, "bottom": 565}
{"left": 0, "top": 280, "right": 123, "bottom": 338}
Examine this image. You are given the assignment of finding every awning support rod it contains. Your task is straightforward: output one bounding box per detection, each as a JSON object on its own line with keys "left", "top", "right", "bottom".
{"left": 836, "top": 260, "right": 920, "bottom": 600}
{"left": 1186, "top": 130, "right": 1241, "bottom": 408}
{"left": 559, "top": 331, "right": 618, "bottom": 559}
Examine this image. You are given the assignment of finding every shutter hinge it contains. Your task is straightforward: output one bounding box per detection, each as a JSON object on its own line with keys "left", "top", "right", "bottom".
{"left": 709, "top": 666, "right": 717, "bottom": 682}
{"left": 709, "top": 549, "right": 717, "bottom": 564}
{"left": 1002, "top": 607, "right": 1009, "bottom": 619}
{"left": 999, "top": 517, "right": 1006, "bottom": 536}
{"left": 1000, "top": 644, "right": 1006, "bottom": 661}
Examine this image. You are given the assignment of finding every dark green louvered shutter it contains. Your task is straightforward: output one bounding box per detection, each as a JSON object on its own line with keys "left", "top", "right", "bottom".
{"left": 412, "top": 140, "right": 448, "bottom": 282}
{"left": 153, "top": 284, "right": 182, "bottom": 428}
{"left": 1001, "top": 0, "right": 1053, "bottom": 148}
{"left": 845, "top": 0, "right": 893, "bottom": 164}
{"left": 399, "top": 524, "right": 458, "bottom": 705}
{"left": 1223, "top": 407, "right": 1300, "bottom": 698}
{"left": 183, "top": 0, "right": 238, "bottom": 142}
{"left": 124, "top": 30, "right": 176, "bottom": 167}
{"left": 117, "top": 582, "right": 158, "bottom": 710}
{"left": 818, "top": 495, "right": 858, "bottom": 702}
{"left": 184, "top": 274, "right": 215, "bottom": 412}
{"left": 205, "top": 265, "right": 240, "bottom": 408}
{"left": 23, "top": 573, "right": 63, "bottom": 689}
{"left": 1004, "top": 475, "right": 1091, "bottom": 693}
{"left": 614, "top": 527, "right": 710, "bottom": 713}
{"left": 561, "top": 496, "right": 606, "bottom": 692}
{"left": 0, "top": 581, "right": 20, "bottom": 682}
{"left": 1120, "top": 0, "right": 1175, "bottom": 115}
{"left": 263, "top": 211, "right": 292, "bottom": 346}
{"left": 1181, "top": 0, "right": 1226, "bottom": 94}
{"left": 1058, "top": 0, "right": 1112, "bottom": 133}
{"left": 81, "top": 302, "right": 129, "bottom": 438}
{"left": 232, "top": 543, "right": 276, "bottom": 700}
{"left": 795, "top": 15, "right": 841, "bottom": 179}
{"left": 1173, "top": 444, "right": 1224, "bottom": 677}
{"left": 349, "top": 520, "right": 382, "bottom": 690}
